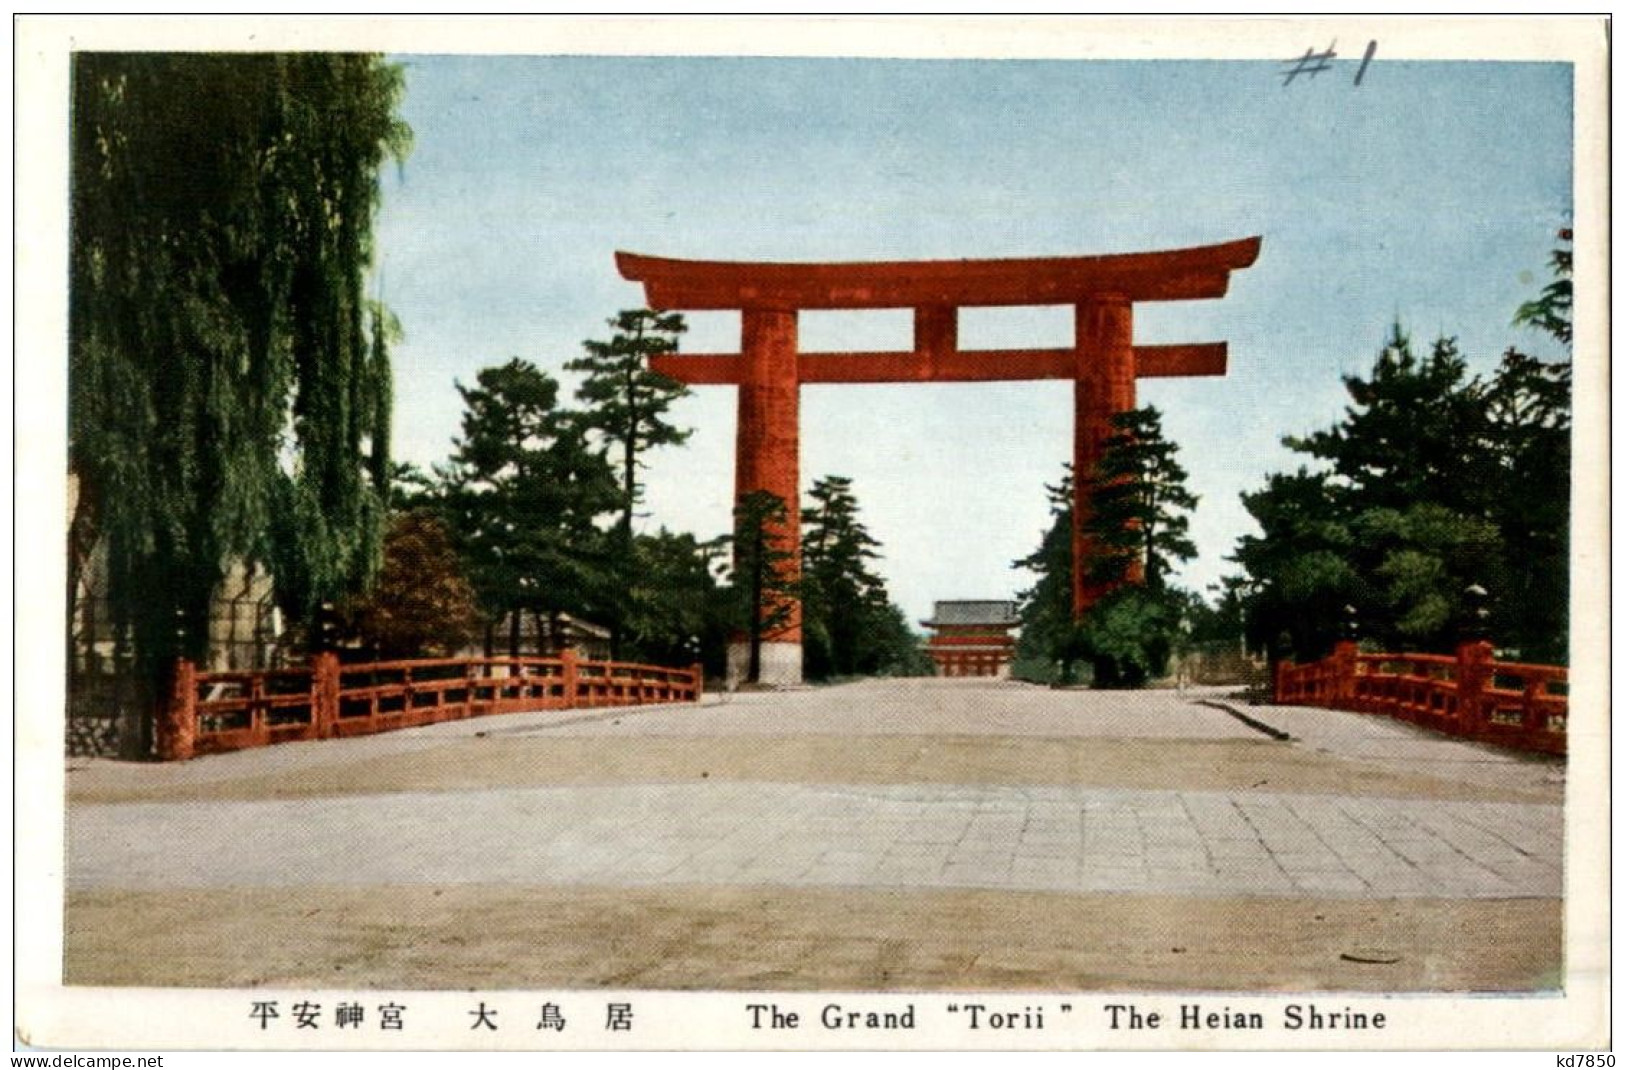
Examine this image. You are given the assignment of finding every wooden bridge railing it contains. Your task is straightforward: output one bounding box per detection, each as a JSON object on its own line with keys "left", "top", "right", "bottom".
{"left": 157, "top": 650, "right": 703, "bottom": 761}
{"left": 1274, "top": 639, "right": 1566, "bottom": 755}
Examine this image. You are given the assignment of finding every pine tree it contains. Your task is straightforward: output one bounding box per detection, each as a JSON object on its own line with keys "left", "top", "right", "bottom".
{"left": 1235, "top": 232, "right": 1572, "bottom": 662}
{"left": 801, "top": 476, "right": 882, "bottom": 678}
{"left": 1015, "top": 408, "right": 1201, "bottom": 687}
{"left": 567, "top": 310, "right": 691, "bottom": 657}
{"left": 442, "top": 359, "right": 619, "bottom": 656}
{"left": 1232, "top": 469, "right": 1360, "bottom": 660}
{"left": 622, "top": 528, "right": 731, "bottom": 672}
{"left": 1078, "top": 407, "right": 1200, "bottom": 686}
{"left": 1237, "top": 331, "right": 1505, "bottom": 658}
{"left": 1512, "top": 229, "right": 1572, "bottom": 345}
{"left": 866, "top": 603, "right": 936, "bottom": 678}
{"left": 1012, "top": 471, "right": 1082, "bottom": 682}
{"left": 729, "top": 490, "right": 798, "bottom": 684}
{"left": 1084, "top": 407, "right": 1199, "bottom": 592}
{"left": 1491, "top": 230, "right": 1572, "bottom": 660}
{"left": 1284, "top": 327, "right": 1496, "bottom": 517}
{"left": 798, "top": 475, "right": 923, "bottom": 679}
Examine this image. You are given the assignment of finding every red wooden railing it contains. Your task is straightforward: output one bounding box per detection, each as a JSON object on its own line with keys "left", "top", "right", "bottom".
{"left": 1274, "top": 639, "right": 1566, "bottom": 755}
{"left": 157, "top": 650, "right": 703, "bottom": 761}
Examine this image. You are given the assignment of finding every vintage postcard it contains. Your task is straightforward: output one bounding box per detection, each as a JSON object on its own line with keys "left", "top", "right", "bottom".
{"left": 15, "top": 15, "right": 1609, "bottom": 1056}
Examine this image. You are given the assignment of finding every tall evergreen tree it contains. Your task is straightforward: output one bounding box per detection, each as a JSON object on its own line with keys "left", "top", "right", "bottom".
{"left": 1232, "top": 469, "right": 1360, "bottom": 660}
{"left": 1012, "top": 471, "right": 1082, "bottom": 681}
{"left": 622, "top": 528, "right": 732, "bottom": 673}
{"left": 1015, "top": 407, "right": 1200, "bottom": 686}
{"left": 1512, "top": 229, "right": 1572, "bottom": 345}
{"left": 801, "top": 475, "right": 881, "bottom": 677}
{"left": 1237, "top": 332, "right": 1506, "bottom": 659}
{"left": 864, "top": 603, "right": 936, "bottom": 678}
{"left": 799, "top": 475, "right": 923, "bottom": 679}
{"left": 729, "top": 490, "right": 798, "bottom": 684}
{"left": 441, "top": 359, "right": 619, "bottom": 656}
{"left": 1283, "top": 327, "right": 1497, "bottom": 517}
{"left": 567, "top": 310, "right": 691, "bottom": 657}
{"left": 1235, "top": 234, "right": 1572, "bottom": 663}
{"left": 1490, "top": 231, "right": 1572, "bottom": 660}
{"left": 1083, "top": 407, "right": 1200, "bottom": 592}
{"left": 69, "top": 53, "right": 409, "bottom": 749}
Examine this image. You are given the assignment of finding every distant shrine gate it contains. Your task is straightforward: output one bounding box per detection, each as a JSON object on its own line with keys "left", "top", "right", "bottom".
{"left": 618, "top": 238, "right": 1261, "bottom": 684}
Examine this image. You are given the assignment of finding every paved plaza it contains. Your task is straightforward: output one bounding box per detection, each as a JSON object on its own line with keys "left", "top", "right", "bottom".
{"left": 71, "top": 780, "right": 1560, "bottom": 900}
{"left": 64, "top": 679, "right": 1567, "bottom": 991}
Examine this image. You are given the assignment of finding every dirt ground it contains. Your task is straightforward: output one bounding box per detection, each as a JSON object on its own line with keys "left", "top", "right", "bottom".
{"left": 65, "top": 884, "right": 1560, "bottom": 992}
{"left": 67, "top": 733, "right": 1558, "bottom": 806}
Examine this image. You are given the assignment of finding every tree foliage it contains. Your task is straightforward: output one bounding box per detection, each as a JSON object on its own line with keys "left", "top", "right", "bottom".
{"left": 440, "top": 359, "right": 619, "bottom": 656}
{"left": 1235, "top": 237, "right": 1571, "bottom": 662}
{"left": 1073, "top": 587, "right": 1183, "bottom": 688}
{"left": 800, "top": 475, "right": 930, "bottom": 679}
{"left": 621, "top": 528, "right": 732, "bottom": 674}
{"left": 1282, "top": 328, "right": 1497, "bottom": 516}
{"left": 340, "top": 509, "right": 483, "bottom": 660}
{"left": 1232, "top": 469, "right": 1360, "bottom": 660}
{"left": 1012, "top": 471, "right": 1081, "bottom": 680}
{"left": 1479, "top": 346, "right": 1570, "bottom": 658}
{"left": 1015, "top": 407, "right": 1200, "bottom": 686}
{"left": 568, "top": 310, "right": 692, "bottom": 529}
{"left": 1083, "top": 407, "right": 1200, "bottom": 592}
{"left": 1512, "top": 230, "right": 1572, "bottom": 345}
{"left": 69, "top": 53, "right": 409, "bottom": 691}
{"left": 728, "top": 490, "right": 799, "bottom": 684}
{"left": 567, "top": 309, "right": 691, "bottom": 657}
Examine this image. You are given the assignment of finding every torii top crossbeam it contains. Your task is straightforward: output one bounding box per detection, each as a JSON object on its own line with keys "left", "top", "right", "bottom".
{"left": 618, "top": 237, "right": 1260, "bottom": 385}
{"left": 617, "top": 237, "right": 1260, "bottom": 309}
{"left": 615, "top": 237, "right": 1262, "bottom": 686}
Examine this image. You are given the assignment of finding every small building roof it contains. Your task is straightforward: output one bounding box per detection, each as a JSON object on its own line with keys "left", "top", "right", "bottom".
{"left": 920, "top": 600, "right": 1020, "bottom": 628}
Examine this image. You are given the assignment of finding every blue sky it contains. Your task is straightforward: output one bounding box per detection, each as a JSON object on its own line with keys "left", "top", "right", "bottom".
{"left": 372, "top": 55, "right": 1572, "bottom": 625}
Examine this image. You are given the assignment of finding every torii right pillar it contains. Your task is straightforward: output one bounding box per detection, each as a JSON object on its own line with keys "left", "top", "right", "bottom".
{"left": 1073, "top": 297, "right": 1138, "bottom": 615}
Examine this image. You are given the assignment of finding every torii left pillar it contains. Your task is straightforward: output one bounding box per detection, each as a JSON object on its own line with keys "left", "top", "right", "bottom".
{"left": 733, "top": 308, "right": 803, "bottom": 684}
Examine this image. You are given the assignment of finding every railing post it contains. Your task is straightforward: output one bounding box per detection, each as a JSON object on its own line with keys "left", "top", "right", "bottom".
{"left": 560, "top": 647, "right": 580, "bottom": 708}
{"left": 312, "top": 651, "right": 340, "bottom": 740}
{"left": 156, "top": 657, "right": 196, "bottom": 761}
{"left": 1331, "top": 639, "right": 1359, "bottom": 710}
{"left": 690, "top": 662, "right": 704, "bottom": 703}
{"left": 1270, "top": 631, "right": 1295, "bottom": 704}
{"left": 1455, "top": 638, "right": 1493, "bottom": 736}
{"left": 1522, "top": 678, "right": 1542, "bottom": 740}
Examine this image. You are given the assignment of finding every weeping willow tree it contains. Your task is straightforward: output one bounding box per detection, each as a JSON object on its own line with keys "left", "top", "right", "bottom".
{"left": 69, "top": 53, "right": 410, "bottom": 731}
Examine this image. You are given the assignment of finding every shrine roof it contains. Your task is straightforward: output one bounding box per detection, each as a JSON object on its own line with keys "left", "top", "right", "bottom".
{"left": 921, "top": 600, "right": 1021, "bottom": 628}
{"left": 617, "top": 237, "right": 1261, "bottom": 310}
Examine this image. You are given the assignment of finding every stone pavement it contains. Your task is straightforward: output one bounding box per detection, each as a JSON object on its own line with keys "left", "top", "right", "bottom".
{"left": 1225, "top": 696, "right": 1569, "bottom": 799}
{"left": 69, "top": 681, "right": 1563, "bottom": 902}
{"left": 69, "top": 781, "right": 1560, "bottom": 899}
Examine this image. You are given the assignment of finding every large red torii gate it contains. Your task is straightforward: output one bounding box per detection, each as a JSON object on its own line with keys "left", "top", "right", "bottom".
{"left": 618, "top": 237, "right": 1261, "bottom": 684}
